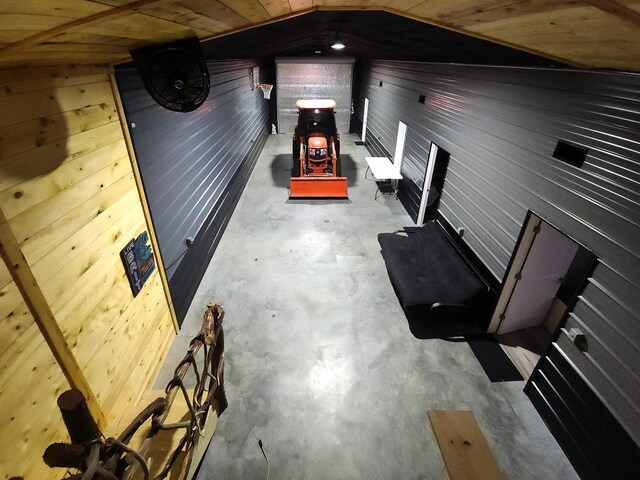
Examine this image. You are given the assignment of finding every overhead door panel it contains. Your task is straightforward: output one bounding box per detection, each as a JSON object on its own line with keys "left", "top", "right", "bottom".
{"left": 276, "top": 58, "right": 353, "bottom": 134}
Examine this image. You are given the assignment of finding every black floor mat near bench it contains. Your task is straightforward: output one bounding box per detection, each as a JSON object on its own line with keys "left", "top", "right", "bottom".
{"left": 465, "top": 334, "right": 523, "bottom": 382}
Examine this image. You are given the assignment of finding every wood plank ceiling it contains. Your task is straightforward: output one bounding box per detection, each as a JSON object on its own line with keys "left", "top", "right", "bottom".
{"left": 0, "top": 1, "right": 639, "bottom": 71}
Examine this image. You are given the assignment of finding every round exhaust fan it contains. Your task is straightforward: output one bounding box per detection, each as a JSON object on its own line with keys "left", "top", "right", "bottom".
{"left": 144, "top": 47, "right": 210, "bottom": 113}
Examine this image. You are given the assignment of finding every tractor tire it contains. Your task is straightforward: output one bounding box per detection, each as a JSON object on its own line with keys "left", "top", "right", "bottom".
{"left": 292, "top": 138, "right": 301, "bottom": 177}
{"left": 334, "top": 138, "right": 341, "bottom": 176}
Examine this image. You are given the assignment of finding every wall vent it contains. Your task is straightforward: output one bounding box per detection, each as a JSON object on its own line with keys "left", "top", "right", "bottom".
{"left": 553, "top": 140, "right": 587, "bottom": 168}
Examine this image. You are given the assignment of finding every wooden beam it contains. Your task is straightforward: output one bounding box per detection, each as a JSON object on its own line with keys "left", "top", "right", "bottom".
{"left": 0, "top": 0, "right": 164, "bottom": 60}
{"left": 0, "top": 207, "right": 106, "bottom": 429}
{"left": 108, "top": 73, "right": 179, "bottom": 333}
{"left": 582, "top": 0, "right": 640, "bottom": 27}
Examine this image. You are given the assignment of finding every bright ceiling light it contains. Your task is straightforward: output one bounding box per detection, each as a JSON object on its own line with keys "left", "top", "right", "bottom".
{"left": 331, "top": 37, "right": 345, "bottom": 50}
{"left": 331, "top": 41, "right": 345, "bottom": 50}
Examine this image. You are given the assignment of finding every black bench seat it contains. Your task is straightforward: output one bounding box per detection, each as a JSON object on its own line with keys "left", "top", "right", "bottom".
{"left": 378, "top": 221, "right": 489, "bottom": 336}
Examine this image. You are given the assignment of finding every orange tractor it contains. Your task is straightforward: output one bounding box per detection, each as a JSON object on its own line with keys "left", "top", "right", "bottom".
{"left": 290, "top": 99, "right": 348, "bottom": 198}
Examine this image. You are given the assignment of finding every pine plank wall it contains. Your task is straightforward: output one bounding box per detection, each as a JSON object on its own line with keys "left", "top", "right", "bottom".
{"left": 0, "top": 64, "right": 175, "bottom": 479}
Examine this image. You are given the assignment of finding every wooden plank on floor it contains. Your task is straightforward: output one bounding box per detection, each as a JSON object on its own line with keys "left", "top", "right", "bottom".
{"left": 428, "top": 410, "right": 504, "bottom": 480}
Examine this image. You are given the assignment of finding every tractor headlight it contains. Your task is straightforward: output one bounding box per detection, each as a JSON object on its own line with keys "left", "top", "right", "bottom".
{"left": 309, "top": 147, "right": 327, "bottom": 159}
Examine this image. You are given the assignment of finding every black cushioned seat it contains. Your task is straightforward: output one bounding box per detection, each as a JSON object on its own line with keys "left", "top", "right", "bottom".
{"left": 378, "top": 221, "right": 487, "bottom": 332}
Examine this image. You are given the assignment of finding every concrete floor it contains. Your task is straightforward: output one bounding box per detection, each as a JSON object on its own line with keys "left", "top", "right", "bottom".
{"left": 156, "top": 133, "right": 578, "bottom": 480}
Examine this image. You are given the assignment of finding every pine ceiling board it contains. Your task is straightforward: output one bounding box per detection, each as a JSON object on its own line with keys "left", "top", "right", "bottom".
{"left": 128, "top": 2, "right": 243, "bottom": 34}
{"left": 584, "top": 0, "right": 640, "bottom": 23}
{"left": 80, "top": 13, "right": 212, "bottom": 42}
{"left": 178, "top": 0, "right": 254, "bottom": 29}
{"left": 320, "top": 0, "right": 386, "bottom": 6}
{"left": 468, "top": 4, "right": 632, "bottom": 34}
{"left": 289, "top": 0, "right": 314, "bottom": 10}
{"left": 0, "top": 1, "right": 167, "bottom": 66}
{"left": 0, "top": 51, "right": 129, "bottom": 68}
{"left": 30, "top": 42, "right": 131, "bottom": 54}
{"left": 87, "top": 0, "right": 150, "bottom": 5}
{"left": 535, "top": 43, "right": 640, "bottom": 67}
{"left": 406, "top": 0, "right": 521, "bottom": 21}
{"left": 0, "top": 31, "right": 41, "bottom": 44}
{"left": 0, "top": 0, "right": 111, "bottom": 16}
{"left": 53, "top": 31, "right": 144, "bottom": 48}
{"left": 443, "top": 0, "right": 581, "bottom": 28}
{"left": 259, "top": 0, "right": 295, "bottom": 18}
{"left": 467, "top": 7, "right": 640, "bottom": 69}
{"left": 219, "top": 0, "right": 272, "bottom": 23}
{"left": 0, "top": 14, "right": 80, "bottom": 32}
{"left": 622, "top": 0, "right": 640, "bottom": 12}
{"left": 385, "top": 0, "right": 427, "bottom": 11}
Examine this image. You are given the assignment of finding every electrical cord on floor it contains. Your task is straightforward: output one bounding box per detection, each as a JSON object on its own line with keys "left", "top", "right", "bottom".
{"left": 258, "top": 439, "right": 270, "bottom": 480}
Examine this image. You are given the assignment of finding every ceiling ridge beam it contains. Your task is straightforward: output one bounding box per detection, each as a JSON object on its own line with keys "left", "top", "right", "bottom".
{"left": 0, "top": 0, "right": 164, "bottom": 61}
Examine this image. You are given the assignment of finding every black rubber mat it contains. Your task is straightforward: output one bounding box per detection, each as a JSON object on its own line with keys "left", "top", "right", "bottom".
{"left": 465, "top": 334, "right": 524, "bottom": 382}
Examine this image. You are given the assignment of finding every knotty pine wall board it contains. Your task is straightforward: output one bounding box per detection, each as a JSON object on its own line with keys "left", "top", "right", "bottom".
{"left": 20, "top": 176, "right": 138, "bottom": 266}
{"left": 0, "top": 260, "right": 68, "bottom": 480}
{"left": 0, "top": 63, "right": 174, "bottom": 479}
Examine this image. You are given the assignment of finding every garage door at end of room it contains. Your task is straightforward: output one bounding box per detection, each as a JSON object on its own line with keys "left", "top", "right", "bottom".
{"left": 276, "top": 58, "right": 354, "bottom": 134}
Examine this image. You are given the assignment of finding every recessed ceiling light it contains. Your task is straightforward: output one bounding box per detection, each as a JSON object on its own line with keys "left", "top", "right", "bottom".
{"left": 315, "top": 50, "right": 322, "bottom": 54}
{"left": 331, "top": 40, "right": 345, "bottom": 50}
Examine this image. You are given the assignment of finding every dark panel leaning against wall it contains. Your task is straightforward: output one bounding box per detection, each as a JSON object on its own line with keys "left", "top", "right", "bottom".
{"left": 115, "top": 60, "right": 269, "bottom": 323}
{"left": 357, "top": 61, "right": 640, "bottom": 447}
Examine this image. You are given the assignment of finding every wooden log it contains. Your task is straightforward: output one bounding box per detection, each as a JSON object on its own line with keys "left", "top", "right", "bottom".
{"left": 42, "top": 442, "right": 87, "bottom": 468}
{"left": 57, "top": 389, "right": 102, "bottom": 444}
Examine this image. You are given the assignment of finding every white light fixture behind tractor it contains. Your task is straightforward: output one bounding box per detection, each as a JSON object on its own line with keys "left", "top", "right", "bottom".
{"left": 331, "top": 34, "right": 345, "bottom": 50}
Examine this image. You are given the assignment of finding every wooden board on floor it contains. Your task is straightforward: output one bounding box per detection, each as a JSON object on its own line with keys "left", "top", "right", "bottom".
{"left": 428, "top": 410, "right": 504, "bottom": 480}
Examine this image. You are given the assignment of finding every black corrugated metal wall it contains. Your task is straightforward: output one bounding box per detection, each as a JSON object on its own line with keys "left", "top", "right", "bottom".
{"left": 357, "top": 61, "right": 640, "bottom": 458}
{"left": 115, "top": 59, "right": 269, "bottom": 323}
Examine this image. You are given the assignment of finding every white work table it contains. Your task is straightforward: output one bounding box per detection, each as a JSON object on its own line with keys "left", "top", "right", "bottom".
{"left": 365, "top": 156, "right": 403, "bottom": 180}
{"left": 364, "top": 156, "right": 403, "bottom": 199}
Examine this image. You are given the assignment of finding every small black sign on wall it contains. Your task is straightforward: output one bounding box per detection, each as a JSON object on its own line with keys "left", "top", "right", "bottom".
{"left": 120, "top": 231, "right": 156, "bottom": 297}
{"left": 553, "top": 140, "right": 588, "bottom": 168}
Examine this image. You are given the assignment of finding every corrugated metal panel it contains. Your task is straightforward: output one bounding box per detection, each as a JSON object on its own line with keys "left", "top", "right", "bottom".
{"left": 276, "top": 59, "right": 353, "bottom": 133}
{"left": 115, "top": 59, "right": 269, "bottom": 322}
{"left": 358, "top": 60, "right": 640, "bottom": 447}
{"left": 526, "top": 342, "right": 640, "bottom": 480}
{"left": 168, "top": 127, "right": 268, "bottom": 321}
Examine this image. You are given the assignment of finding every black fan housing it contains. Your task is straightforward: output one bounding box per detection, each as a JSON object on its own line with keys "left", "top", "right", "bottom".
{"left": 143, "top": 46, "right": 210, "bottom": 113}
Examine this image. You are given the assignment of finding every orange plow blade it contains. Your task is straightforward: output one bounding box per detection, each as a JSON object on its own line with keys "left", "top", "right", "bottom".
{"left": 289, "top": 177, "right": 348, "bottom": 198}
